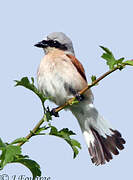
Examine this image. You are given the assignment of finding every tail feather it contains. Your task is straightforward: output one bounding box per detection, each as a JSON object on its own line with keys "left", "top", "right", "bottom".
{"left": 89, "top": 129, "right": 107, "bottom": 165}
{"left": 70, "top": 103, "right": 126, "bottom": 165}
{"left": 87, "top": 128, "right": 125, "bottom": 165}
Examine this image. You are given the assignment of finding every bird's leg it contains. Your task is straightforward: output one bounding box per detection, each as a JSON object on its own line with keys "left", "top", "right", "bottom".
{"left": 50, "top": 108, "right": 59, "bottom": 117}
{"left": 75, "top": 93, "right": 84, "bottom": 101}
{"left": 67, "top": 85, "right": 84, "bottom": 102}
{"left": 64, "top": 83, "right": 84, "bottom": 102}
{"left": 47, "top": 107, "right": 59, "bottom": 117}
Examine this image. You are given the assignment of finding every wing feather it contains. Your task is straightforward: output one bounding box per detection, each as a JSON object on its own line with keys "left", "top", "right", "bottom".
{"left": 66, "top": 54, "right": 87, "bottom": 82}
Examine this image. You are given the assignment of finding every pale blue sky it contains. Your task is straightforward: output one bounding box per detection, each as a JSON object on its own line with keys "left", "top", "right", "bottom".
{"left": 0, "top": 0, "right": 133, "bottom": 179}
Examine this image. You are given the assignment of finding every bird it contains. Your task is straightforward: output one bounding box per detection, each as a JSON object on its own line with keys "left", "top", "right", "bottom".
{"left": 35, "top": 32, "right": 126, "bottom": 165}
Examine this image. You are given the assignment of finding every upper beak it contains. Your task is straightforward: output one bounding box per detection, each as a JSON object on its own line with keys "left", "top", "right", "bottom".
{"left": 34, "top": 40, "right": 48, "bottom": 48}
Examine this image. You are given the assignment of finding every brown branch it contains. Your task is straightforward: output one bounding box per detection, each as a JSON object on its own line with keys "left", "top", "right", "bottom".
{"left": 17, "top": 116, "right": 46, "bottom": 146}
{"left": 54, "top": 65, "right": 123, "bottom": 113}
{"left": 17, "top": 62, "right": 129, "bottom": 147}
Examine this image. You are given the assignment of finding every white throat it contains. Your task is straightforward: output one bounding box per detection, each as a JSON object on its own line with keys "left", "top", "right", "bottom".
{"left": 43, "top": 47, "right": 75, "bottom": 56}
{"left": 43, "top": 47, "right": 57, "bottom": 54}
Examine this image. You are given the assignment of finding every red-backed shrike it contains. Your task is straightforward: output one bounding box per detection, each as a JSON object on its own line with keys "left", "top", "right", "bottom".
{"left": 35, "top": 32, "right": 125, "bottom": 165}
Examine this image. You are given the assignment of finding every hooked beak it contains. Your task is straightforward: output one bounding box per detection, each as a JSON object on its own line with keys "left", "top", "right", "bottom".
{"left": 34, "top": 40, "right": 48, "bottom": 48}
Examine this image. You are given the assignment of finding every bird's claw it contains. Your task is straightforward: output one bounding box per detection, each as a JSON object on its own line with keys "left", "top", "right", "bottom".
{"left": 50, "top": 108, "right": 59, "bottom": 117}
{"left": 75, "top": 93, "right": 84, "bottom": 101}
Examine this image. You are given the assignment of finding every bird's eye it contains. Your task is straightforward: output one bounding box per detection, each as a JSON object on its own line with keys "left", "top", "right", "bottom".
{"left": 52, "top": 41, "right": 60, "bottom": 48}
{"left": 47, "top": 40, "right": 67, "bottom": 50}
{"left": 53, "top": 41, "right": 59, "bottom": 45}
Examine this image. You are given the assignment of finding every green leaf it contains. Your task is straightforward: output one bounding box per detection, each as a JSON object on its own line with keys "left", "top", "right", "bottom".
{"left": 31, "top": 77, "right": 34, "bottom": 84}
{"left": 91, "top": 75, "right": 96, "bottom": 82}
{"left": 100, "top": 46, "right": 113, "bottom": 55}
{"left": 123, "top": 60, "right": 133, "bottom": 66}
{"left": 70, "top": 99, "right": 79, "bottom": 105}
{"left": 11, "top": 138, "right": 28, "bottom": 145}
{"left": 15, "top": 154, "right": 29, "bottom": 159}
{"left": 59, "top": 128, "right": 76, "bottom": 136}
{"left": 66, "top": 138, "right": 81, "bottom": 158}
{"left": 13, "top": 158, "right": 41, "bottom": 179}
{"left": 70, "top": 139, "right": 81, "bottom": 149}
{"left": 0, "top": 138, "right": 6, "bottom": 148}
{"left": 0, "top": 138, "right": 41, "bottom": 179}
{"left": 0, "top": 145, "right": 21, "bottom": 168}
{"left": 72, "top": 146, "right": 79, "bottom": 158}
{"left": 45, "top": 111, "right": 52, "bottom": 122}
{"left": 100, "top": 46, "right": 116, "bottom": 70}
{"left": 49, "top": 126, "right": 81, "bottom": 158}
{"left": 50, "top": 126, "right": 58, "bottom": 135}
{"left": 115, "top": 57, "right": 125, "bottom": 64}
{"left": 35, "top": 126, "right": 50, "bottom": 135}
{"left": 15, "top": 77, "right": 47, "bottom": 104}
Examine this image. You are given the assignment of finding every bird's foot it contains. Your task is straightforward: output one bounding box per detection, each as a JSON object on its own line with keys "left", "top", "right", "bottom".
{"left": 75, "top": 93, "right": 84, "bottom": 101}
{"left": 50, "top": 108, "right": 59, "bottom": 117}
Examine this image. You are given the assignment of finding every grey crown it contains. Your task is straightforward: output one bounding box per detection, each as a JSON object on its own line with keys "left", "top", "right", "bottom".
{"left": 47, "top": 32, "right": 75, "bottom": 55}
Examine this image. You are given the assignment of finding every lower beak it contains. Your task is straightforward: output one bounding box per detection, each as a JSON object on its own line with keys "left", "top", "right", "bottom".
{"left": 34, "top": 40, "right": 48, "bottom": 48}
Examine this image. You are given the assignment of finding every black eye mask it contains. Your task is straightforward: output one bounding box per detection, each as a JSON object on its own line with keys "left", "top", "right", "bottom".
{"left": 34, "top": 39, "right": 68, "bottom": 51}
{"left": 47, "top": 40, "right": 68, "bottom": 50}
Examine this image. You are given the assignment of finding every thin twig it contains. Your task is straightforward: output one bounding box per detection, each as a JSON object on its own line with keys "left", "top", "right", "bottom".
{"left": 17, "top": 115, "right": 47, "bottom": 146}
{"left": 54, "top": 65, "right": 123, "bottom": 113}
{"left": 17, "top": 63, "right": 127, "bottom": 147}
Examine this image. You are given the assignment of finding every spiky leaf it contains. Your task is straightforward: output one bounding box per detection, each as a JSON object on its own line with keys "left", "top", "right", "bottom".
{"left": 13, "top": 158, "right": 41, "bottom": 179}
{"left": 15, "top": 77, "right": 47, "bottom": 104}
{"left": 49, "top": 126, "right": 81, "bottom": 158}
{"left": 100, "top": 46, "right": 116, "bottom": 70}
{"left": 123, "top": 60, "right": 133, "bottom": 66}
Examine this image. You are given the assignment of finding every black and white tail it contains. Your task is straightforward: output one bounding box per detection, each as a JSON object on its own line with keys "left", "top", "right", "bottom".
{"left": 84, "top": 127, "right": 125, "bottom": 165}
{"left": 71, "top": 103, "right": 126, "bottom": 165}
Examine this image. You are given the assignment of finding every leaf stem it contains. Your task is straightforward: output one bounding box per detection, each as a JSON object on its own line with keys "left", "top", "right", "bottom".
{"left": 41, "top": 101, "right": 46, "bottom": 114}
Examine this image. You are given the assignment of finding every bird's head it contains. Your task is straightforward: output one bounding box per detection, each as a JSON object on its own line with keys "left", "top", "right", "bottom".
{"left": 34, "top": 32, "right": 75, "bottom": 55}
